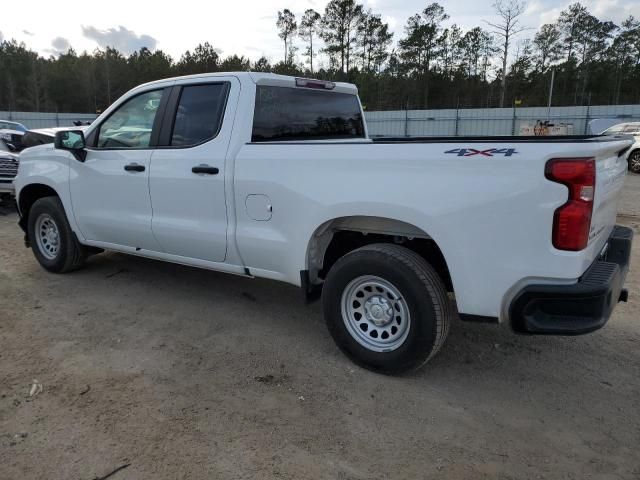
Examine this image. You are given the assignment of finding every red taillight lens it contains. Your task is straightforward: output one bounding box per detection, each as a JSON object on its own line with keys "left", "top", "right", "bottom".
{"left": 545, "top": 158, "right": 595, "bottom": 251}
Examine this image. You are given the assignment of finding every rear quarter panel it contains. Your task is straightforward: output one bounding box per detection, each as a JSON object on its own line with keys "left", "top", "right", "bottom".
{"left": 233, "top": 140, "right": 630, "bottom": 319}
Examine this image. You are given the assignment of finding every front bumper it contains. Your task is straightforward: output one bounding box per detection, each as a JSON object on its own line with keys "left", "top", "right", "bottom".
{"left": 510, "top": 225, "right": 633, "bottom": 335}
{"left": 0, "top": 180, "right": 15, "bottom": 194}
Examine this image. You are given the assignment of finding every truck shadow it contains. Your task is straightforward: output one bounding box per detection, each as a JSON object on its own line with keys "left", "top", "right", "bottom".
{"left": 72, "top": 250, "right": 635, "bottom": 390}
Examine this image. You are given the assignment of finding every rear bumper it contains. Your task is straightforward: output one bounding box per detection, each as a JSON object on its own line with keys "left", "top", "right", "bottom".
{"left": 510, "top": 225, "right": 633, "bottom": 335}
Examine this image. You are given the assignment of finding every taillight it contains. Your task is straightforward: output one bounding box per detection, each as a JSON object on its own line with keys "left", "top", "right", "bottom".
{"left": 545, "top": 158, "right": 595, "bottom": 251}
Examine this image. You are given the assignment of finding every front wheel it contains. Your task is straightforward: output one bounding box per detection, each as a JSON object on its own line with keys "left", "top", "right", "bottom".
{"left": 628, "top": 150, "right": 640, "bottom": 174}
{"left": 27, "top": 196, "right": 87, "bottom": 273}
{"left": 322, "top": 243, "right": 453, "bottom": 374}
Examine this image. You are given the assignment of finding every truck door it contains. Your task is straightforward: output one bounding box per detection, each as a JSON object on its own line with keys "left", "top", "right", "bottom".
{"left": 69, "top": 88, "right": 167, "bottom": 251}
{"left": 148, "top": 78, "right": 239, "bottom": 262}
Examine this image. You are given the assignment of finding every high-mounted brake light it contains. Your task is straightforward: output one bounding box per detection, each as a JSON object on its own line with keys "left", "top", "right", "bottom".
{"left": 545, "top": 158, "right": 596, "bottom": 251}
{"left": 295, "top": 78, "right": 336, "bottom": 90}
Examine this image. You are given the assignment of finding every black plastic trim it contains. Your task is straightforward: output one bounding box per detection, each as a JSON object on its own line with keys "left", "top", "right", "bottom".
{"left": 300, "top": 270, "right": 322, "bottom": 303}
{"left": 157, "top": 86, "right": 181, "bottom": 147}
{"left": 149, "top": 87, "right": 172, "bottom": 147}
{"left": 373, "top": 134, "right": 632, "bottom": 144}
{"left": 510, "top": 225, "right": 633, "bottom": 335}
{"left": 245, "top": 134, "right": 632, "bottom": 146}
{"left": 459, "top": 314, "right": 499, "bottom": 324}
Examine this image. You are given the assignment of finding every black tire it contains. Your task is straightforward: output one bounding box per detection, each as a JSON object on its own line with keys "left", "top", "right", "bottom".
{"left": 27, "top": 196, "right": 86, "bottom": 273}
{"left": 322, "top": 243, "right": 453, "bottom": 374}
{"left": 628, "top": 150, "right": 640, "bottom": 174}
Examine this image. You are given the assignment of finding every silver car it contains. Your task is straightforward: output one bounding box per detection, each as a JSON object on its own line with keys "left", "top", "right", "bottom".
{"left": 602, "top": 122, "right": 640, "bottom": 173}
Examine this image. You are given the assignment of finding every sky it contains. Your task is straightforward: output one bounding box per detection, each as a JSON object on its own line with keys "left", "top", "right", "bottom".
{"left": 1, "top": 0, "right": 639, "bottom": 66}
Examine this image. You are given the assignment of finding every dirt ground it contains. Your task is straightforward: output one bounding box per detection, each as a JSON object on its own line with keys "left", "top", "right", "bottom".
{"left": 1, "top": 177, "right": 639, "bottom": 480}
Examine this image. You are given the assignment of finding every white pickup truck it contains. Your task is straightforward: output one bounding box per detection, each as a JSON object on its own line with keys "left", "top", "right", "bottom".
{"left": 14, "top": 72, "right": 635, "bottom": 373}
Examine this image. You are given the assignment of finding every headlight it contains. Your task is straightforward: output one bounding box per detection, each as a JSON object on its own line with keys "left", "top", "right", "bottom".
{"left": 0, "top": 133, "right": 11, "bottom": 141}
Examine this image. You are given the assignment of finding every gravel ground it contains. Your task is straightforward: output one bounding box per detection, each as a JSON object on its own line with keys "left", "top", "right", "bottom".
{"left": 1, "top": 177, "right": 639, "bottom": 480}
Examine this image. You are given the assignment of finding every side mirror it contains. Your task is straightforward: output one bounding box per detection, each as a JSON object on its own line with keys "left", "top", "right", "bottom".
{"left": 54, "top": 130, "right": 87, "bottom": 162}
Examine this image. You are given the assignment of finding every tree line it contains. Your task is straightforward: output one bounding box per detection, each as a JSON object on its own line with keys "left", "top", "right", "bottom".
{"left": 0, "top": 0, "right": 639, "bottom": 114}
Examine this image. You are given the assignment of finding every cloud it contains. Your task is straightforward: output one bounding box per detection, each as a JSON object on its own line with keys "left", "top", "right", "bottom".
{"left": 49, "top": 37, "right": 70, "bottom": 54}
{"left": 384, "top": 15, "right": 398, "bottom": 31}
{"left": 0, "top": 31, "right": 3, "bottom": 43}
{"left": 81, "top": 25, "right": 157, "bottom": 54}
{"left": 22, "top": 30, "right": 34, "bottom": 36}
{"left": 528, "top": 0, "right": 640, "bottom": 28}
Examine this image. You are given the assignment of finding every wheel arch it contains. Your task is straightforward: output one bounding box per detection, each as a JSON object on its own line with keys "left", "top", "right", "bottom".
{"left": 17, "top": 183, "right": 61, "bottom": 239}
{"left": 305, "top": 215, "right": 453, "bottom": 293}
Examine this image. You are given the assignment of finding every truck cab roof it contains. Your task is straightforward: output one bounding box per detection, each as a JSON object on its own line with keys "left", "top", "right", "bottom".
{"left": 133, "top": 72, "right": 359, "bottom": 96}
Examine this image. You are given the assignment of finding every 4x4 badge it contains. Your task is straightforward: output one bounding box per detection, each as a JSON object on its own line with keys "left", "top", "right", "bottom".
{"left": 445, "top": 148, "right": 518, "bottom": 157}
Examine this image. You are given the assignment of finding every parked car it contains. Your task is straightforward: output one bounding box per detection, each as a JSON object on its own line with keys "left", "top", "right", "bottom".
{"left": 0, "top": 120, "right": 28, "bottom": 152}
{"left": 0, "top": 126, "right": 89, "bottom": 197}
{"left": 0, "top": 150, "right": 19, "bottom": 201}
{"left": 13, "top": 72, "right": 634, "bottom": 373}
{"left": 12, "top": 126, "right": 91, "bottom": 150}
{"left": 0, "top": 135, "right": 20, "bottom": 198}
{"left": 20, "top": 127, "right": 73, "bottom": 149}
{"left": 600, "top": 122, "right": 640, "bottom": 173}
{"left": 0, "top": 120, "right": 27, "bottom": 132}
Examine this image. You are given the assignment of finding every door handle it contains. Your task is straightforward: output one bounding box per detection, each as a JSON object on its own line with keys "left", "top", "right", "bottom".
{"left": 192, "top": 165, "right": 219, "bottom": 175}
{"left": 124, "top": 163, "right": 145, "bottom": 172}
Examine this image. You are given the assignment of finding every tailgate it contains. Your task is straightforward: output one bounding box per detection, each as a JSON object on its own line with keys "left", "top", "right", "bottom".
{"left": 590, "top": 142, "right": 629, "bottom": 251}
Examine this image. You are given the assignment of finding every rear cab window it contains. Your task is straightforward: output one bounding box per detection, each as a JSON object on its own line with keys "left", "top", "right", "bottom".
{"left": 251, "top": 85, "right": 365, "bottom": 142}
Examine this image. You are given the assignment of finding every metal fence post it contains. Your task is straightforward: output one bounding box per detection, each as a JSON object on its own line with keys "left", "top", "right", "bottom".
{"left": 454, "top": 102, "right": 460, "bottom": 136}
{"left": 584, "top": 101, "right": 591, "bottom": 134}
{"left": 511, "top": 104, "right": 516, "bottom": 136}
{"left": 404, "top": 108, "right": 409, "bottom": 137}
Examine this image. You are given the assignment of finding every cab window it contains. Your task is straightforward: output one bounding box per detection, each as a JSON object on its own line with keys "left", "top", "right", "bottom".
{"left": 252, "top": 85, "right": 365, "bottom": 142}
{"left": 170, "top": 83, "right": 229, "bottom": 147}
{"left": 96, "top": 90, "right": 163, "bottom": 148}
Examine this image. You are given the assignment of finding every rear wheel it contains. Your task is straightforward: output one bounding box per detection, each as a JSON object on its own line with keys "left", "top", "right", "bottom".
{"left": 322, "top": 243, "right": 453, "bottom": 374}
{"left": 28, "top": 196, "right": 86, "bottom": 273}
{"left": 629, "top": 150, "right": 640, "bottom": 174}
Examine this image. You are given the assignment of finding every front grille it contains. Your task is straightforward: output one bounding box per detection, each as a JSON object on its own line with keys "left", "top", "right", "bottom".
{"left": 0, "top": 157, "right": 19, "bottom": 178}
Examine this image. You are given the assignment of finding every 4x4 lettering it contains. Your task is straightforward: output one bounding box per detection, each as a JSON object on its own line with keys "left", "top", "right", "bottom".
{"left": 445, "top": 147, "right": 518, "bottom": 157}
{"left": 493, "top": 148, "right": 518, "bottom": 157}
{"left": 444, "top": 148, "right": 468, "bottom": 156}
{"left": 464, "top": 148, "right": 494, "bottom": 156}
